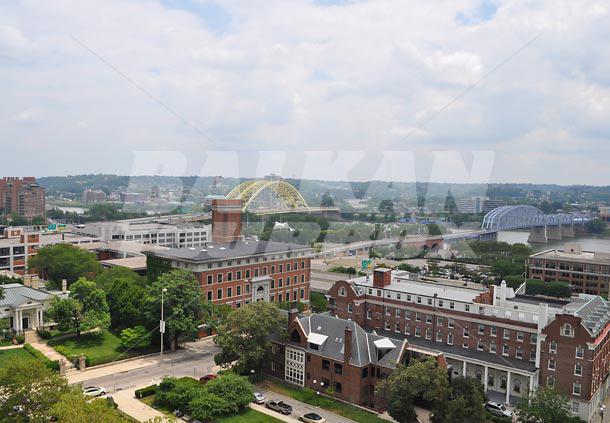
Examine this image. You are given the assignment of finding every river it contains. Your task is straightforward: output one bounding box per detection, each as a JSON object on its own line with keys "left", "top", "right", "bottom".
{"left": 497, "top": 230, "right": 610, "bottom": 253}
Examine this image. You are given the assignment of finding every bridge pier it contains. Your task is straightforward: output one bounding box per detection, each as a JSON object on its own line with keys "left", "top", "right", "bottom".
{"left": 528, "top": 226, "right": 548, "bottom": 243}
{"left": 560, "top": 224, "right": 575, "bottom": 238}
{"left": 574, "top": 223, "right": 586, "bottom": 236}
{"left": 546, "top": 225, "right": 562, "bottom": 241}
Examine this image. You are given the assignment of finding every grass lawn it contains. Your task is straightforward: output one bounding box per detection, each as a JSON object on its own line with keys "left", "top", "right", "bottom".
{"left": 48, "top": 329, "right": 153, "bottom": 366}
{"left": 259, "top": 379, "right": 388, "bottom": 423}
{"left": 0, "top": 348, "right": 35, "bottom": 368}
{"left": 216, "top": 409, "right": 284, "bottom": 423}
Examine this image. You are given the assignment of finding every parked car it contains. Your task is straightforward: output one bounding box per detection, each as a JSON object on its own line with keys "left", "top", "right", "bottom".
{"left": 199, "top": 374, "right": 217, "bottom": 384}
{"left": 299, "top": 412, "right": 326, "bottom": 423}
{"left": 485, "top": 401, "right": 513, "bottom": 418}
{"left": 266, "top": 400, "right": 293, "bottom": 415}
{"left": 83, "top": 386, "right": 106, "bottom": 397}
{"left": 253, "top": 392, "right": 266, "bottom": 404}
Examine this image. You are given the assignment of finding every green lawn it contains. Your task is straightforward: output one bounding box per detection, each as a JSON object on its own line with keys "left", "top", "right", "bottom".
{"left": 48, "top": 329, "right": 153, "bottom": 366}
{"left": 259, "top": 379, "right": 388, "bottom": 423}
{"left": 215, "top": 409, "right": 284, "bottom": 423}
{"left": 0, "top": 348, "right": 35, "bottom": 368}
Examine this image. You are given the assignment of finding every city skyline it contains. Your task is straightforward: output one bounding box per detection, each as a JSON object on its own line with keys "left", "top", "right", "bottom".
{"left": 2, "top": 1, "right": 610, "bottom": 184}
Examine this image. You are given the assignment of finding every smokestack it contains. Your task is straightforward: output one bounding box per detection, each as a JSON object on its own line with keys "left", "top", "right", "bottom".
{"left": 288, "top": 301, "right": 299, "bottom": 324}
{"left": 344, "top": 326, "right": 353, "bottom": 364}
{"left": 61, "top": 279, "right": 67, "bottom": 293}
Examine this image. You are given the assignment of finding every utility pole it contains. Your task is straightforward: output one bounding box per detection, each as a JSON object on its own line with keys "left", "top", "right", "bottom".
{"left": 160, "top": 288, "right": 167, "bottom": 361}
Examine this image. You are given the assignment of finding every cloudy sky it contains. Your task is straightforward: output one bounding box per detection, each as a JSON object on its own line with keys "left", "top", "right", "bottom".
{"left": 1, "top": 0, "right": 609, "bottom": 184}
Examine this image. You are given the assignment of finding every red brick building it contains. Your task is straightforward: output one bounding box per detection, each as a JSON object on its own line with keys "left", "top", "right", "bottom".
{"left": 267, "top": 309, "right": 448, "bottom": 409}
{"left": 325, "top": 269, "right": 610, "bottom": 422}
{"left": 0, "top": 177, "right": 45, "bottom": 219}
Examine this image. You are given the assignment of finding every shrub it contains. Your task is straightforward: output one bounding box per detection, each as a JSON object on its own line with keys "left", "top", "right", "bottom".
{"left": 14, "top": 334, "right": 25, "bottom": 344}
{"left": 36, "top": 328, "right": 52, "bottom": 339}
{"left": 154, "top": 377, "right": 201, "bottom": 413}
{"left": 204, "top": 373, "right": 253, "bottom": 414}
{"left": 23, "top": 343, "right": 60, "bottom": 371}
{"left": 120, "top": 326, "right": 151, "bottom": 349}
{"left": 53, "top": 345, "right": 78, "bottom": 363}
{"left": 135, "top": 385, "right": 158, "bottom": 399}
{"left": 189, "top": 392, "right": 230, "bottom": 421}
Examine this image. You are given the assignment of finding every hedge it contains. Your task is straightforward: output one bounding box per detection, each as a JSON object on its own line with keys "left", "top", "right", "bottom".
{"left": 23, "top": 343, "right": 60, "bottom": 371}
{"left": 135, "top": 385, "right": 158, "bottom": 399}
{"left": 525, "top": 279, "right": 571, "bottom": 298}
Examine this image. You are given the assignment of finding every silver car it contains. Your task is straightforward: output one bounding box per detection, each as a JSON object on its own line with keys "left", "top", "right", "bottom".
{"left": 253, "top": 392, "right": 266, "bottom": 404}
{"left": 83, "top": 386, "right": 106, "bottom": 397}
{"left": 485, "top": 401, "right": 513, "bottom": 418}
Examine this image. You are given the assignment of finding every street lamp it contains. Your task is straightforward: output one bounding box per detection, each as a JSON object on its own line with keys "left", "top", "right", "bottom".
{"left": 160, "top": 288, "right": 168, "bottom": 361}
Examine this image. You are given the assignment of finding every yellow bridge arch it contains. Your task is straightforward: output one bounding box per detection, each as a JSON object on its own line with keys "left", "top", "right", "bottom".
{"left": 226, "top": 180, "right": 309, "bottom": 212}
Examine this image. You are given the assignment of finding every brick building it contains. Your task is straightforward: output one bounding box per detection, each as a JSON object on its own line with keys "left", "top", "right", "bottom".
{"left": 267, "top": 309, "right": 448, "bottom": 409}
{"left": 529, "top": 243, "right": 610, "bottom": 296}
{"left": 326, "top": 269, "right": 610, "bottom": 422}
{"left": 147, "top": 239, "right": 313, "bottom": 309}
{"left": 0, "top": 177, "right": 45, "bottom": 219}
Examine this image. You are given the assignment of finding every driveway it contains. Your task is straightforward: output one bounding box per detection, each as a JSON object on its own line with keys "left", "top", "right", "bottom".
{"left": 256, "top": 388, "right": 355, "bottom": 423}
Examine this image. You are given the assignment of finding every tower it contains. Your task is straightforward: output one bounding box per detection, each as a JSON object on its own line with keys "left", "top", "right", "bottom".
{"left": 212, "top": 199, "right": 242, "bottom": 243}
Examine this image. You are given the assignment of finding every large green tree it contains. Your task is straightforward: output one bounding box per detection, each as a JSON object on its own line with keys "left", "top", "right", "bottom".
{"left": 376, "top": 357, "right": 450, "bottom": 423}
{"left": 0, "top": 359, "right": 70, "bottom": 422}
{"left": 430, "top": 377, "right": 486, "bottom": 423}
{"left": 106, "top": 276, "right": 147, "bottom": 329}
{"left": 28, "top": 244, "right": 101, "bottom": 286}
{"left": 144, "top": 270, "right": 203, "bottom": 350}
{"left": 515, "top": 386, "right": 575, "bottom": 423}
{"left": 95, "top": 266, "right": 145, "bottom": 292}
{"left": 214, "top": 301, "right": 286, "bottom": 375}
{"left": 47, "top": 278, "right": 110, "bottom": 337}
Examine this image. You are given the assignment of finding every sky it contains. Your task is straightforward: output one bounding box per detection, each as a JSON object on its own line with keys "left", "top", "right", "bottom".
{"left": 1, "top": 0, "right": 610, "bottom": 184}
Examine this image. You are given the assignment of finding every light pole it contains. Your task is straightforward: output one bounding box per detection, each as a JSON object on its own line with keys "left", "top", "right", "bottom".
{"left": 160, "top": 288, "right": 167, "bottom": 361}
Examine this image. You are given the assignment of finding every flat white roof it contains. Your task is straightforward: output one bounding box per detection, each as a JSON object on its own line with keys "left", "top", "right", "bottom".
{"left": 373, "top": 338, "right": 395, "bottom": 349}
{"left": 307, "top": 333, "right": 328, "bottom": 346}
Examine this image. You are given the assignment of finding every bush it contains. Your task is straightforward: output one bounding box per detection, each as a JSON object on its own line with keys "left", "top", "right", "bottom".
{"left": 36, "top": 328, "right": 52, "bottom": 339}
{"left": 14, "top": 334, "right": 25, "bottom": 344}
{"left": 135, "top": 385, "right": 158, "bottom": 399}
{"left": 23, "top": 343, "right": 60, "bottom": 371}
{"left": 53, "top": 345, "right": 78, "bottom": 363}
{"left": 189, "top": 392, "right": 230, "bottom": 421}
{"left": 154, "top": 377, "right": 201, "bottom": 413}
{"left": 120, "top": 326, "right": 151, "bottom": 349}
{"left": 204, "top": 373, "right": 253, "bottom": 414}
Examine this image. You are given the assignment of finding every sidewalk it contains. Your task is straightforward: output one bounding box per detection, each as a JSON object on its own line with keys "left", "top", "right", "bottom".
{"left": 112, "top": 387, "right": 166, "bottom": 422}
{"left": 250, "top": 403, "right": 294, "bottom": 422}
{"left": 0, "top": 344, "right": 22, "bottom": 351}
{"left": 29, "top": 340, "right": 76, "bottom": 371}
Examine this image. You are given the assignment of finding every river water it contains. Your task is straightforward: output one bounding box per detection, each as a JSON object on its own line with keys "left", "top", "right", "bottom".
{"left": 497, "top": 231, "right": 610, "bottom": 253}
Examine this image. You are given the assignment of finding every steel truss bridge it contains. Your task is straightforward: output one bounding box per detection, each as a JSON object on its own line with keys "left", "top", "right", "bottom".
{"left": 482, "top": 205, "right": 591, "bottom": 231}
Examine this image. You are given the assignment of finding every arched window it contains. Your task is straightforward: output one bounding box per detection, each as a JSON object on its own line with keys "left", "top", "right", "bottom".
{"left": 475, "top": 370, "right": 482, "bottom": 382}
{"left": 290, "top": 329, "right": 301, "bottom": 343}
{"left": 562, "top": 324, "right": 574, "bottom": 337}
{"left": 339, "top": 287, "right": 347, "bottom": 297}
{"left": 487, "top": 373, "right": 495, "bottom": 387}
{"left": 500, "top": 376, "right": 507, "bottom": 390}
{"left": 513, "top": 379, "right": 521, "bottom": 394}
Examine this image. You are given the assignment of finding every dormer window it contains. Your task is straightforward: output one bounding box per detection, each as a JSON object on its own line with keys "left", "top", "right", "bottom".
{"left": 562, "top": 324, "right": 574, "bottom": 338}
{"left": 339, "top": 287, "right": 347, "bottom": 297}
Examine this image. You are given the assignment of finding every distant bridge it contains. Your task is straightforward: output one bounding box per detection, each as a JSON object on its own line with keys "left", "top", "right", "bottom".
{"left": 481, "top": 205, "right": 592, "bottom": 243}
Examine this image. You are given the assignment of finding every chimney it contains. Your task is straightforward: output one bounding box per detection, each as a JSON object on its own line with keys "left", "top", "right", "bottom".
{"left": 288, "top": 301, "right": 299, "bottom": 324}
{"left": 373, "top": 268, "right": 392, "bottom": 288}
{"left": 61, "top": 279, "right": 68, "bottom": 293}
{"left": 23, "top": 275, "right": 32, "bottom": 287}
{"left": 500, "top": 280, "right": 507, "bottom": 304}
{"left": 211, "top": 199, "right": 243, "bottom": 243}
{"left": 31, "top": 275, "right": 40, "bottom": 290}
{"left": 344, "top": 326, "right": 353, "bottom": 364}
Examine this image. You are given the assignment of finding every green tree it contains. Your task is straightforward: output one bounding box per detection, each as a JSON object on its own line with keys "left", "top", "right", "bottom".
{"left": 204, "top": 373, "right": 253, "bottom": 414}
{"left": 47, "top": 278, "right": 110, "bottom": 337}
{"left": 0, "top": 359, "right": 70, "bottom": 422}
{"left": 515, "top": 386, "right": 573, "bottom": 423}
{"left": 120, "top": 326, "right": 152, "bottom": 349}
{"left": 379, "top": 199, "right": 394, "bottom": 213}
{"left": 189, "top": 391, "right": 230, "bottom": 421}
{"left": 144, "top": 270, "right": 203, "bottom": 350}
{"left": 106, "top": 277, "right": 146, "bottom": 329}
{"left": 95, "top": 266, "right": 145, "bottom": 292}
{"left": 491, "top": 259, "right": 523, "bottom": 278}
{"left": 451, "top": 214, "right": 465, "bottom": 228}
{"left": 427, "top": 223, "right": 443, "bottom": 236}
{"left": 50, "top": 389, "right": 129, "bottom": 422}
{"left": 376, "top": 357, "right": 450, "bottom": 423}
{"left": 28, "top": 244, "right": 101, "bottom": 286}
{"left": 431, "top": 377, "right": 486, "bottom": 423}
{"left": 586, "top": 218, "right": 606, "bottom": 234}
{"left": 214, "top": 301, "right": 285, "bottom": 375}
{"left": 444, "top": 191, "right": 457, "bottom": 213}
{"left": 321, "top": 192, "right": 335, "bottom": 207}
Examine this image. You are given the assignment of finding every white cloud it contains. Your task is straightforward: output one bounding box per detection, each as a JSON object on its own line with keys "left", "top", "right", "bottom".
{"left": 0, "top": 0, "right": 609, "bottom": 184}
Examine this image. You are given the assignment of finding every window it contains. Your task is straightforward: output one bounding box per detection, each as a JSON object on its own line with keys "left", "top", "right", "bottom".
{"left": 300, "top": 289, "right": 305, "bottom": 299}
{"left": 237, "top": 270, "right": 242, "bottom": 279}
{"left": 516, "top": 347, "right": 523, "bottom": 359}
{"left": 285, "top": 348, "right": 305, "bottom": 386}
{"left": 530, "top": 350, "right": 536, "bottom": 362}
{"left": 339, "top": 287, "right": 347, "bottom": 297}
{"left": 575, "top": 346, "right": 584, "bottom": 359}
{"left": 463, "top": 328, "right": 469, "bottom": 338}
{"left": 438, "top": 300, "right": 444, "bottom": 307}
{"left": 227, "top": 287, "right": 232, "bottom": 297}
{"left": 322, "top": 360, "right": 330, "bottom": 370}
{"left": 404, "top": 325, "right": 411, "bottom": 335}
{"left": 574, "top": 363, "right": 582, "bottom": 376}
{"left": 449, "top": 302, "right": 455, "bottom": 309}
{"left": 334, "top": 363, "right": 343, "bottom": 375}
{"left": 517, "top": 331, "right": 524, "bottom": 342}
{"left": 362, "top": 368, "right": 368, "bottom": 379}
{"left": 562, "top": 324, "right": 574, "bottom": 337}
{"left": 447, "top": 334, "right": 453, "bottom": 345}
{"left": 477, "top": 340, "right": 483, "bottom": 350}
{"left": 217, "top": 273, "right": 223, "bottom": 283}
{"left": 503, "top": 329, "right": 510, "bottom": 339}
{"left": 395, "top": 309, "right": 401, "bottom": 318}
{"left": 245, "top": 270, "right": 251, "bottom": 278}
{"left": 405, "top": 311, "right": 411, "bottom": 320}
{"left": 425, "top": 329, "right": 431, "bottom": 340}
{"left": 448, "top": 319, "right": 454, "bottom": 328}
{"left": 237, "top": 286, "right": 241, "bottom": 296}
{"left": 385, "top": 321, "right": 391, "bottom": 331}
{"left": 415, "top": 312, "right": 421, "bottom": 322}
{"left": 427, "top": 298, "right": 432, "bottom": 305}
{"left": 227, "top": 272, "right": 233, "bottom": 282}
{"left": 395, "top": 323, "right": 400, "bottom": 332}
{"left": 573, "top": 382, "right": 581, "bottom": 396}
{"left": 436, "top": 317, "right": 443, "bottom": 326}
{"left": 217, "top": 289, "right": 222, "bottom": 300}
{"left": 548, "top": 358, "right": 556, "bottom": 371}
{"left": 491, "top": 326, "right": 497, "bottom": 337}
{"left": 465, "top": 304, "right": 470, "bottom": 312}
{"left": 417, "top": 296, "right": 422, "bottom": 304}
{"left": 500, "top": 377, "right": 507, "bottom": 390}
{"left": 415, "top": 327, "right": 421, "bottom": 337}
{"left": 207, "top": 275, "right": 213, "bottom": 285}
{"left": 207, "top": 291, "right": 212, "bottom": 301}
{"left": 572, "top": 401, "right": 580, "bottom": 414}
{"left": 487, "top": 374, "right": 494, "bottom": 387}
{"left": 513, "top": 379, "right": 521, "bottom": 394}
{"left": 478, "top": 324, "right": 485, "bottom": 334}
{"left": 426, "top": 315, "right": 432, "bottom": 324}
{"left": 531, "top": 333, "right": 537, "bottom": 344}
{"left": 385, "top": 307, "right": 391, "bottom": 316}
{"left": 503, "top": 344, "right": 509, "bottom": 356}
{"left": 367, "top": 310, "right": 372, "bottom": 320}
{"left": 348, "top": 303, "right": 353, "bottom": 313}
{"left": 436, "top": 331, "right": 442, "bottom": 342}
{"left": 335, "top": 382, "right": 342, "bottom": 393}
{"left": 549, "top": 341, "right": 557, "bottom": 354}
{"left": 490, "top": 341, "right": 496, "bottom": 353}
{"left": 547, "top": 376, "right": 555, "bottom": 388}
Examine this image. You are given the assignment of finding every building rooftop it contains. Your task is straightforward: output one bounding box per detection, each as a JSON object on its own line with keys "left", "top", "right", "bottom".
{"left": 564, "top": 294, "right": 610, "bottom": 337}
{"left": 0, "top": 283, "right": 54, "bottom": 308}
{"left": 101, "top": 256, "right": 147, "bottom": 270}
{"left": 531, "top": 247, "right": 610, "bottom": 265}
{"left": 151, "top": 240, "right": 313, "bottom": 262}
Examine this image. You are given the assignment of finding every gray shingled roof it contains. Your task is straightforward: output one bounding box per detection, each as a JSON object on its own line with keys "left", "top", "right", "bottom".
{"left": 151, "top": 240, "right": 312, "bottom": 262}
{"left": 565, "top": 295, "right": 610, "bottom": 336}
{"left": 0, "top": 283, "right": 53, "bottom": 308}
{"left": 296, "top": 314, "right": 403, "bottom": 369}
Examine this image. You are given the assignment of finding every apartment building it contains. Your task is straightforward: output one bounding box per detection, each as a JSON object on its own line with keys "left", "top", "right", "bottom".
{"left": 326, "top": 269, "right": 610, "bottom": 422}
{"left": 0, "top": 177, "right": 45, "bottom": 219}
{"left": 147, "top": 239, "right": 313, "bottom": 309}
{"left": 529, "top": 243, "right": 610, "bottom": 296}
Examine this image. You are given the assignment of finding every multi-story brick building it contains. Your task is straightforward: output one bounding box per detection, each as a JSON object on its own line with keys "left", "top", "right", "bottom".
{"left": 0, "top": 177, "right": 45, "bottom": 219}
{"left": 147, "top": 239, "right": 312, "bottom": 309}
{"left": 267, "top": 309, "right": 449, "bottom": 409}
{"left": 325, "top": 269, "right": 610, "bottom": 422}
{"left": 529, "top": 243, "right": 610, "bottom": 296}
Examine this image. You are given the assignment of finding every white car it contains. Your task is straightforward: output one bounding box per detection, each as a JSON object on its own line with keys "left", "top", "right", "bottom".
{"left": 299, "top": 412, "right": 327, "bottom": 423}
{"left": 485, "top": 401, "right": 513, "bottom": 418}
{"left": 83, "top": 386, "right": 106, "bottom": 397}
{"left": 253, "top": 392, "right": 266, "bottom": 404}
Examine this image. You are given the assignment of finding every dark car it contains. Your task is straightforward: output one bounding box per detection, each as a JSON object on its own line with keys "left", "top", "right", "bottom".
{"left": 266, "top": 400, "right": 293, "bottom": 415}
{"left": 199, "top": 374, "right": 217, "bottom": 384}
